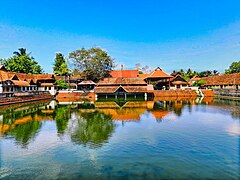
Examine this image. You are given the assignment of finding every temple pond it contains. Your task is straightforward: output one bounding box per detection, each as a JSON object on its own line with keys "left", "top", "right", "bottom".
{"left": 0, "top": 98, "right": 239, "bottom": 179}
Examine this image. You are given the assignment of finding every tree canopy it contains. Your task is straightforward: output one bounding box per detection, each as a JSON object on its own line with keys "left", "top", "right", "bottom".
{"left": 0, "top": 48, "right": 43, "bottom": 74}
{"left": 53, "top": 53, "right": 69, "bottom": 76}
{"left": 225, "top": 61, "right": 240, "bottom": 74}
{"left": 69, "top": 47, "right": 114, "bottom": 82}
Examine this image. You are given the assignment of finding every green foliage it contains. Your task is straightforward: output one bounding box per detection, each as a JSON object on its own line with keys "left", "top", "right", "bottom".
{"left": 0, "top": 48, "right": 43, "bottom": 74}
{"left": 225, "top": 61, "right": 240, "bottom": 74}
{"left": 151, "top": 82, "right": 157, "bottom": 88}
{"left": 71, "top": 110, "right": 115, "bottom": 148}
{"left": 193, "top": 80, "right": 206, "bottom": 87}
{"left": 55, "top": 79, "right": 68, "bottom": 89}
{"left": 69, "top": 47, "right": 114, "bottom": 82}
{"left": 53, "top": 53, "right": 69, "bottom": 76}
{"left": 54, "top": 106, "right": 71, "bottom": 134}
{"left": 8, "top": 120, "right": 42, "bottom": 148}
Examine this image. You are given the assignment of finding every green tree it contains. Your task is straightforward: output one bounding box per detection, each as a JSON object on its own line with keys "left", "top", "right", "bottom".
{"left": 225, "top": 61, "right": 240, "bottom": 74}
{"left": 53, "top": 53, "right": 69, "bottom": 76}
{"left": 54, "top": 79, "right": 68, "bottom": 89}
{"left": 0, "top": 48, "right": 43, "bottom": 74}
{"left": 193, "top": 80, "right": 206, "bottom": 87}
{"left": 69, "top": 47, "right": 114, "bottom": 82}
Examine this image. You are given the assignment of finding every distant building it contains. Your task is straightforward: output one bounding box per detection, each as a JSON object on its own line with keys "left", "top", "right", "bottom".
{"left": 0, "top": 65, "right": 57, "bottom": 95}
{"left": 170, "top": 74, "right": 188, "bottom": 89}
{"left": 201, "top": 73, "right": 240, "bottom": 89}
{"left": 189, "top": 75, "right": 201, "bottom": 86}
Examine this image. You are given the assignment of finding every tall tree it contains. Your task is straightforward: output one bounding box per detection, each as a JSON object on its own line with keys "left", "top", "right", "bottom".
{"left": 69, "top": 47, "right": 114, "bottom": 82}
{"left": 225, "top": 61, "right": 240, "bottom": 74}
{"left": 0, "top": 48, "right": 43, "bottom": 74}
{"left": 53, "top": 53, "right": 69, "bottom": 76}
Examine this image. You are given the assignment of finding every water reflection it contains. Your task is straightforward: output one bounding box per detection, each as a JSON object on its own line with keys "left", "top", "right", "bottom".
{"left": 0, "top": 97, "right": 239, "bottom": 149}
{"left": 70, "top": 110, "right": 115, "bottom": 148}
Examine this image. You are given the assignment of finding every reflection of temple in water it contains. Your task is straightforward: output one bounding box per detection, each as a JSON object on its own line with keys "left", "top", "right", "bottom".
{"left": 1, "top": 96, "right": 239, "bottom": 146}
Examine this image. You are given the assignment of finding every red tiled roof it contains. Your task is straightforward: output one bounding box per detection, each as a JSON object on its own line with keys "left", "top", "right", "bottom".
{"left": 146, "top": 67, "right": 172, "bottom": 79}
{"left": 95, "top": 86, "right": 147, "bottom": 93}
{"left": 138, "top": 74, "right": 148, "bottom": 78}
{"left": 40, "top": 83, "right": 55, "bottom": 87}
{"left": 110, "top": 70, "right": 139, "bottom": 78}
{"left": 172, "top": 81, "right": 188, "bottom": 85}
{"left": 55, "top": 76, "right": 65, "bottom": 81}
{"left": 12, "top": 80, "right": 30, "bottom": 86}
{"left": 201, "top": 73, "right": 240, "bottom": 86}
{"left": 35, "top": 74, "right": 54, "bottom": 80}
{"left": 98, "top": 77, "right": 147, "bottom": 85}
{"left": 95, "top": 86, "right": 118, "bottom": 93}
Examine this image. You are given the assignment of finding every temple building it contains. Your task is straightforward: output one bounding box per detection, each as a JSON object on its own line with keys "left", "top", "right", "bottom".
{"left": 170, "top": 74, "right": 188, "bottom": 89}
{"left": 0, "top": 65, "right": 57, "bottom": 95}
{"left": 95, "top": 77, "right": 149, "bottom": 99}
{"left": 201, "top": 73, "right": 240, "bottom": 89}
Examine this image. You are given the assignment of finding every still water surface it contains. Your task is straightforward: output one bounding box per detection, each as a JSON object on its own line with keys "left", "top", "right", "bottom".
{"left": 0, "top": 98, "right": 239, "bottom": 179}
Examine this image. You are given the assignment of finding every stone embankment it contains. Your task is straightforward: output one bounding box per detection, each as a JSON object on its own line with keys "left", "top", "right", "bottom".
{"left": 0, "top": 92, "right": 53, "bottom": 106}
{"left": 55, "top": 91, "right": 95, "bottom": 102}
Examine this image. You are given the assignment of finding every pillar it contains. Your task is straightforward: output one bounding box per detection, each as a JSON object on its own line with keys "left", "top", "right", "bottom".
{"left": 144, "top": 93, "right": 147, "bottom": 101}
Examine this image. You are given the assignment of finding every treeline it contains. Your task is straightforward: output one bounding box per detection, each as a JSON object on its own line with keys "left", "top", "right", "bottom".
{"left": 0, "top": 47, "right": 115, "bottom": 83}
{"left": 1, "top": 48, "right": 239, "bottom": 83}
{"left": 172, "top": 61, "right": 240, "bottom": 81}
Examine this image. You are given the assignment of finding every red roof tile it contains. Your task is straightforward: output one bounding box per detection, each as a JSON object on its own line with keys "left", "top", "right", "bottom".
{"left": 146, "top": 67, "right": 172, "bottom": 79}
{"left": 201, "top": 73, "right": 240, "bottom": 86}
{"left": 98, "top": 77, "right": 147, "bottom": 85}
{"left": 110, "top": 70, "right": 139, "bottom": 78}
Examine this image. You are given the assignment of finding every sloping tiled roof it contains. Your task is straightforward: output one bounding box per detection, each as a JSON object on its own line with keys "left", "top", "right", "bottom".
{"left": 98, "top": 77, "right": 147, "bottom": 85}
{"left": 170, "top": 72, "right": 181, "bottom": 77}
{"left": 35, "top": 74, "right": 54, "bottom": 80}
{"left": 78, "top": 80, "right": 96, "bottom": 85}
{"left": 95, "top": 86, "right": 119, "bottom": 93}
{"left": 54, "top": 76, "right": 65, "bottom": 81}
{"left": 95, "top": 86, "right": 147, "bottom": 93}
{"left": 0, "top": 70, "right": 19, "bottom": 81}
{"left": 0, "top": 70, "right": 10, "bottom": 81}
{"left": 138, "top": 74, "right": 148, "bottom": 78}
{"left": 12, "top": 80, "right": 30, "bottom": 86}
{"left": 201, "top": 73, "right": 240, "bottom": 86}
{"left": 172, "top": 81, "right": 188, "bottom": 85}
{"left": 40, "top": 83, "right": 55, "bottom": 87}
{"left": 189, "top": 75, "right": 201, "bottom": 86}
{"left": 110, "top": 70, "right": 139, "bottom": 78}
{"left": 146, "top": 67, "right": 172, "bottom": 79}
{"left": 170, "top": 75, "right": 188, "bottom": 85}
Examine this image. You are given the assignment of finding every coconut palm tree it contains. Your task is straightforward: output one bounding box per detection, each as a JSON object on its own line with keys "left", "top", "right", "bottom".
{"left": 13, "top": 48, "right": 31, "bottom": 57}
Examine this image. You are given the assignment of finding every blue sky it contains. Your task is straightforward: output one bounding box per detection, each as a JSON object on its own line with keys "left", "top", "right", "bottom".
{"left": 0, "top": 0, "right": 240, "bottom": 73}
